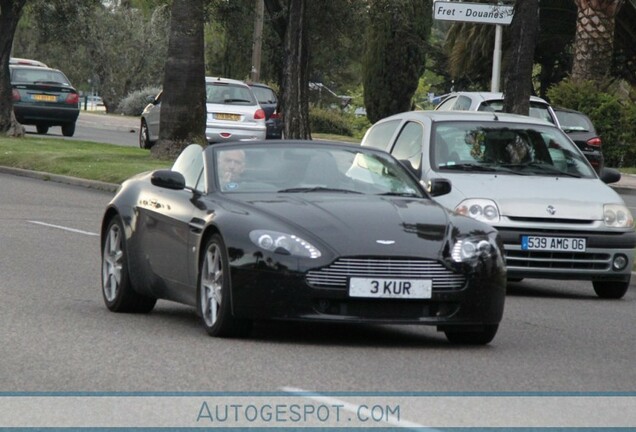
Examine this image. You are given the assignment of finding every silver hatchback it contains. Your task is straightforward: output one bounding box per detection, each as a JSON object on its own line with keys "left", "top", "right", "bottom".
{"left": 361, "top": 110, "right": 635, "bottom": 299}
{"left": 140, "top": 77, "right": 266, "bottom": 148}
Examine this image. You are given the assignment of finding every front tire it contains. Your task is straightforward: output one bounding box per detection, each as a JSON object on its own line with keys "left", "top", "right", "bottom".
{"left": 61, "top": 122, "right": 75, "bottom": 137}
{"left": 102, "top": 216, "right": 156, "bottom": 313}
{"left": 198, "top": 234, "right": 251, "bottom": 337}
{"left": 139, "top": 119, "right": 152, "bottom": 149}
{"left": 444, "top": 324, "right": 499, "bottom": 345}
{"left": 36, "top": 125, "right": 49, "bottom": 134}
{"left": 593, "top": 280, "right": 630, "bottom": 299}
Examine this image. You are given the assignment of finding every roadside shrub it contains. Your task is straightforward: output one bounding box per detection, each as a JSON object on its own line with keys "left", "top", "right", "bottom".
{"left": 547, "top": 79, "right": 634, "bottom": 167}
{"left": 116, "top": 87, "right": 161, "bottom": 116}
{"left": 309, "top": 108, "right": 354, "bottom": 137}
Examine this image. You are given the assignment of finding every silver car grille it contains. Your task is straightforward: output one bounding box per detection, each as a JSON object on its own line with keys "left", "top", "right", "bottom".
{"left": 306, "top": 258, "right": 466, "bottom": 291}
{"left": 504, "top": 247, "right": 611, "bottom": 270}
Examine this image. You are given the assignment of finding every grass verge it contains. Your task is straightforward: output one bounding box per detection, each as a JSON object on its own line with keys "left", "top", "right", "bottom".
{"left": 0, "top": 137, "right": 170, "bottom": 184}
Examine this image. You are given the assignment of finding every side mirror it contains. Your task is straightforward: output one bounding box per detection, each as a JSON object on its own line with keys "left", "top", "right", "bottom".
{"left": 428, "top": 178, "right": 452, "bottom": 197}
{"left": 599, "top": 167, "right": 621, "bottom": 184}
{"left": 151, "top": 170, "right": 186, "bottom": 190}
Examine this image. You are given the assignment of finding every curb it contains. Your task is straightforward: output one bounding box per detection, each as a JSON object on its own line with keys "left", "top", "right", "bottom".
{"left": 0, "top": 166, "right": 119, "bottom": 193}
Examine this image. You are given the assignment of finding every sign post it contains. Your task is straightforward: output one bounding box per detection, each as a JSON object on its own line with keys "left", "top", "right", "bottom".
{"left": 433, "top": 1, "right": 514, "bottom": 92}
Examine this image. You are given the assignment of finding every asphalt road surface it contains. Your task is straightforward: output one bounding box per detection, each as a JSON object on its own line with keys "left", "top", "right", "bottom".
{"left": 24, "top": 111, "right": 140, "bottom": 147}
{"left": 1, "top": 172, "right": 635, "bottom": 394}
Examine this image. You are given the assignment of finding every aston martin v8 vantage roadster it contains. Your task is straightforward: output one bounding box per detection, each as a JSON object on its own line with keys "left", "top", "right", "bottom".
{"left": 101, "top": 141, "right": 506, "bottom": 344}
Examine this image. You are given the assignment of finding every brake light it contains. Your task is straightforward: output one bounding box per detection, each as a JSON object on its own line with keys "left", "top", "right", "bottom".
{"left": 66, "top": 93, "right": 79, "bottom": 105}
{"left": 270, "top": 111, "right": 282, "bottom": 120}
{"left": 587, "top": 137, "right": 602, "bottom": 148}
{"left": 254, "top": 108, "right": 266, "bottom": 120}
{"left": 11, "top": 89, "right": 20, "bottom": 102}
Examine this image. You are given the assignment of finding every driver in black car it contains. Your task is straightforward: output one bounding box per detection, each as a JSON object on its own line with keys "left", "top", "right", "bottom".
{"left": 218, "top": 149, "right": 246, "bottom": 190}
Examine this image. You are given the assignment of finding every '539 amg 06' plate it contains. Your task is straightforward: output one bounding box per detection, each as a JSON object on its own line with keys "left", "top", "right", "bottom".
{"left": 349, "top": 278, "right": 432, "bottom": 299}
{"left": 521, "top": 235, "right": 586, "bottom": 252}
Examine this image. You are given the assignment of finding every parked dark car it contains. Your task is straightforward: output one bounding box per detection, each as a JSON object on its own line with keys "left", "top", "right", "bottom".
{"left": 10, "top": 64, "right": 80, "bottom": 137}
{"left": 248, "top": 82, "right": 284, "bottom": 139}
{"left": 101, "top": 140, "right": 507, "bottom": 344}
{"left": 553, "top": 107, "right": 604, "bottom": 174}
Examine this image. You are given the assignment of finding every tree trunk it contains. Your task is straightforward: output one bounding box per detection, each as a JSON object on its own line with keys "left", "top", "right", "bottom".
{"left": 502, "top": 0, "right": 540, "bottom": 116}
{"left": 281, "top": 0, "right": 310, "bottom": 139}
{"left": 571, "top": 0, "right": 624, "bottom": 82}
{"left": 151, "top": 0, "right": 206, "bottom": 159}
{"left": 0, "top": 0, "right": 27, "bottom": 136}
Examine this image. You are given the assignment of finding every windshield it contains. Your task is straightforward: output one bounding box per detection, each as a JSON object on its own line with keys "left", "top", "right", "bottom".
{"left": 479, "top": 100, "right": 555, "bottom": 124}
{"left": 431, "top": 121, "right": 596, "bottom": 178}
{"left": 210, "top": 144, "right": 424, "bottom": 196}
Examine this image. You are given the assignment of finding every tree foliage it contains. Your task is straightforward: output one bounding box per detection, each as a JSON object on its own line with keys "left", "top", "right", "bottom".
{"left": 363, "top": 0, "right": 432, "bottom": 124}
{"left": 12, "top": 0, "right": 170, "bottom": 112}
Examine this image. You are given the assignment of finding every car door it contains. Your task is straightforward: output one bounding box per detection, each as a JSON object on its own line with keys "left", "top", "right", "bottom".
{"left": 145, "top": 92, "right": 162, "bottom": 140}
{"left": 135, "top": 145, "right": 204, "bottom": 302}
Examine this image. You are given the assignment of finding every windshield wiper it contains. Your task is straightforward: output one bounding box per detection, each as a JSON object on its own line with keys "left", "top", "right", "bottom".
{"left": 502, "top": 162, "right": 582, "bottom": 178}
{"left": 439, "top": 163, "right": 498, "bottom": 172}
{"left": 33, "top": 80, "right": 66, "bottom": 85}
{"left": 223, "top": 98, "right": 251, "bottom": 103}
{"left": 441, "top": 163, "right": 529, "bottom": 175}
{"left": 378, "top": 191, "right": 421, "bottom": 197}
{"left": 278, "top": 186, "right": 362, "bottom": 194}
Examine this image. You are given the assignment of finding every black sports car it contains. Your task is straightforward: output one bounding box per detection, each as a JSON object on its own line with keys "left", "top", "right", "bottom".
{"left": 101, "top": 141, "right": 506, "bottom": 344}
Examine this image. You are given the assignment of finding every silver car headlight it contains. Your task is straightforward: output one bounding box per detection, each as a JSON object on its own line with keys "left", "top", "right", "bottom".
{"left": 455, "top": 199, "right": 500, "bottom": 223}
{"left": 451, "top": 236, "right": 496, "bottom": 263}
{"left": 604, "top": 204, "right": 634, "bottom": 228}
{"left": 249, "top": 230, "right": 322, "bottom": 258}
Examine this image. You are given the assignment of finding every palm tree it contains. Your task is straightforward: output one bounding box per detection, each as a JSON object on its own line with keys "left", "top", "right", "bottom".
{"left": 0, "top": 0, "right": 28, "bottom": 136}
{"left": 571, "top": 0, "right": 624, "bottom": 82}
{"left": 152, "top": 0, "right": 206, "bottom": 158}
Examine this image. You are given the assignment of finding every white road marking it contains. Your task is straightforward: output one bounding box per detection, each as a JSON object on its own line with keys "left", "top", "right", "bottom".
{"left": 28, "top": 220, "right": 99, "bottom": 237}
{"left": 280, "top": 386, "right": 430, "bottom": 430}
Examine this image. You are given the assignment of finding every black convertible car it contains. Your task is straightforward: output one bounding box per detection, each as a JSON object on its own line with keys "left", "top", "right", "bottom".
{"left": 101, "top": 141, "right": 506, "bottom": 344}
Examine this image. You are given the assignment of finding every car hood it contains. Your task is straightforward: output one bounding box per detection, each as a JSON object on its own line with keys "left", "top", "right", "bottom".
{"left": 231, "top": 194, "right": 452, "bottom": 256}
{"left": 433, "top": 174, "right": 623, "bottom": 220}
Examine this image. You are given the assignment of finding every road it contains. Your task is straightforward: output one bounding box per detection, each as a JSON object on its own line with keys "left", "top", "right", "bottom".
{"left": 24, "top": 111, "right": 140, "bottom": 147}
{"left": 1, "top": 171, "right": 636, "bottom": 395}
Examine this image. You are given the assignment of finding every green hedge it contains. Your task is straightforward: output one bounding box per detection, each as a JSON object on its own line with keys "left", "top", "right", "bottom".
{"left": 309, "top": 108, "right": 371, "bottom": 139}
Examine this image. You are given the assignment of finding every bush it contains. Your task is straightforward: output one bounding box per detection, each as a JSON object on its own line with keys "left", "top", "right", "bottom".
{"left": 309, "top": 108, "right": 354, "bottom": 137}
{"left": 116, "top": 87, "right": 161, "bottom": 116}
{"left": 547, "top": 79, "right": 635, "bottom": 167}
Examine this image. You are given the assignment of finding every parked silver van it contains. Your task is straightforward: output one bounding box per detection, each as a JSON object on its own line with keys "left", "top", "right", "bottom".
{"left": 361, "top": 110, "right": 635, "bottom": 299}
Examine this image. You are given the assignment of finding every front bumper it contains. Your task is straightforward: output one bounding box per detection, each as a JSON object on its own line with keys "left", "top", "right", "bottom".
{"left": 498, "top": 228, "right": 636, "bottom": 281}
{"left": 229, "top": 260, "right": 506, "bottom": 327}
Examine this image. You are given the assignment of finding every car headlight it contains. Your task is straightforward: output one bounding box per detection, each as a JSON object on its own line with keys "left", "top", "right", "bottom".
{"left": 604, "top": 204, "right": 634, "bottom": 228}
{"left": 249, "top": 230, "right": 322, "bottom": 258}
{"left": 451, "top": 237, "right": 495, "bottom": 263}
{"left": 455, "top": 199, "right": 500, "bottom": 223}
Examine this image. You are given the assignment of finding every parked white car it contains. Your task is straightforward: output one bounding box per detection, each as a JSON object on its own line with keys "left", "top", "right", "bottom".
{"left": 361, "top": 110, "right": 635, "bottom": 299}
{"left": 139, "top": 77, "right": 266, "bottom": 149}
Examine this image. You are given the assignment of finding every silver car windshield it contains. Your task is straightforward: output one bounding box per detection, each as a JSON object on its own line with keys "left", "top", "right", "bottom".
{"left": 432, "top": 122, "right": 596, "bottom": 179}
{"left": 211, "top": 144, "right": 424, "bottom": 196}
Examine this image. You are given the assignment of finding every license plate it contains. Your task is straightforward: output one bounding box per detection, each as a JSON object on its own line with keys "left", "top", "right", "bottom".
{"left": 214, "top": 113, "right": 240, "bottom": 121}
{"left": 349, "top": 278, "right": 432, "bottom": 299}
{"left": 521, "top": 236, "right": 586, "bottom": 252}
{"left": 33, "top": 94, "right": 57, "bottom": 102}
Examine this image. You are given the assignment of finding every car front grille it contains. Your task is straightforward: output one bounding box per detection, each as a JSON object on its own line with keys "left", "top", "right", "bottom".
{"left": 504, "top": 247, "right": 611, "bottom": 270}
{"left": 305, "top": 257, "right": 465, "bottom": 291}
